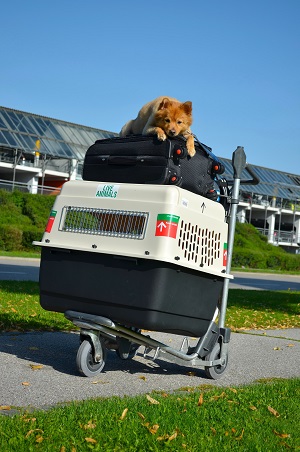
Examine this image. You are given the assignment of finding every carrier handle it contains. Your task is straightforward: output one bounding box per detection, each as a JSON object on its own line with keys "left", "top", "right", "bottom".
{"left": 108, "top": 156, "right": 137, "bottom": 165}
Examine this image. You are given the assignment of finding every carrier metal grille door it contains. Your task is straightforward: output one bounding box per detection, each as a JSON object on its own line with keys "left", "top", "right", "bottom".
{"left": 59, "top": 206, "right": 148, "bottom": 239}
{"left": 178, "top": 220, "right": 221, "bottom": 266}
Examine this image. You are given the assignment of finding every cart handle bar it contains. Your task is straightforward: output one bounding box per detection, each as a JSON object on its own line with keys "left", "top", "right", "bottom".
{"left": 226, "top": 146, "right": 260, "bottom": 186}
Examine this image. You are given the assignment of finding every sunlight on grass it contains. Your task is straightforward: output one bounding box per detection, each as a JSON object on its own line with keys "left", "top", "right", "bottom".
{"left": 0, "top": 379, "right": 299, "bottom": 451}
{"left": 0, "top": 281, "right": 74, "bottom": 332}
{"left": 227, "top": 290, "right": 300, "bottom": 331}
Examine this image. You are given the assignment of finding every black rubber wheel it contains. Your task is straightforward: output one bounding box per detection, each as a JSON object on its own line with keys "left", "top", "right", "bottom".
{"left": 204, "top": 343, "right": 228, "bottom": 380}
{"left": 76, "top": 339, "right": 107, "bottom": 377}
{"left": 115, "top": 337, "right": 140, "bottom": 360}
{"left": 115, "top": 328, "right": 141, "bottom": 360}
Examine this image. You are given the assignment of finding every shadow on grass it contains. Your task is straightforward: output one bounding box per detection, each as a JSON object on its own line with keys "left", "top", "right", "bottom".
{"left": 0, "top": 280, "right": 39, "bottom": 295}
{"left": 0, "top": 281, "right": 73, "bottom": 332}
{"left": 0, "top": 312, "right": 73, "bottom": 332}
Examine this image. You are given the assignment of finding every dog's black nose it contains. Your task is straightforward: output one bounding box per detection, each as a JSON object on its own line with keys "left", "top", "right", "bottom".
{"left": 169, "top": 130, "right": 176, "bottom": 136}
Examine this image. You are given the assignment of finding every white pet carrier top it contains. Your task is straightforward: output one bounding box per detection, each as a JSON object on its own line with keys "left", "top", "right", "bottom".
{"left": 34, "top": 180, "right": 232, "bottom": 279}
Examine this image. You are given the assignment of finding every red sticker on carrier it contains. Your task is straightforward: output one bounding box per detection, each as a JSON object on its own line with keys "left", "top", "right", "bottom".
{"left": 155, "top": 214, "right": 180, "bottom": 239}
{"left": 45, "top": 210, "right": 57, "bottom": 233}
{"left": 223, "top": 243, "right": 228, "bottom": 266}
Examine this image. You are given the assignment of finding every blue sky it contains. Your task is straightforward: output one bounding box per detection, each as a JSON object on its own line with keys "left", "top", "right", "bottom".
{"left": 2, "top": 0, "right": 299, "bottom": 173}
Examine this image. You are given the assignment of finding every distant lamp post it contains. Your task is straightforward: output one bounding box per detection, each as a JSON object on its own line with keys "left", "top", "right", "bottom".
{"left": 291, "top": 200, "right": 297, "bottom": 245}
{"left": 34, "top": 139, "right": 41, "bottom": 166}
{"left": 12, "top": 149, "right": 22, "bottom": 191}
{"left": 278, "top": 198, "right": 283, "bottom": 244}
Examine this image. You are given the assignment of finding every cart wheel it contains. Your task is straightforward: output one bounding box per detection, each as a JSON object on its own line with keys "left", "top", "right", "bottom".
{"left": 76, "top": 339, "right": 107, "bottom": 377}
{"left": 116, "top": 338, "right": 140, "bottom": 360}
{"left": 204, "top": 343, "right": 228, "bottom": 380}
{"left": 115, "top": 327, "right": 141, "bottom": 360}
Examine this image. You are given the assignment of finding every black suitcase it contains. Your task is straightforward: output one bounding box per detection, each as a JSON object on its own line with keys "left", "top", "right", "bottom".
{"left": 82, "top": 135, "right": 224, "bottom": 199}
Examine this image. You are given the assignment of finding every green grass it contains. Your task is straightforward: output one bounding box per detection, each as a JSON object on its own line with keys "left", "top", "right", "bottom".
{"left": 0, "top": 189, "right": 54, "bottom": 252}
{"left": 232, "top": 223, "right": 300, "bottom": 272}
{"left": 0, "top": 281, "right": 299, "bottom": 333}
{"left": 0, "top": 250, "right": 41, "bottom": 258}
{"left": 0, "top": 281, "right": 73, "bottom": 332}
{"left": 227, "top": 290, "right": 300, "bottom": 331}
{"left": 0, "top": 379, "right": 299, "bottom": 451}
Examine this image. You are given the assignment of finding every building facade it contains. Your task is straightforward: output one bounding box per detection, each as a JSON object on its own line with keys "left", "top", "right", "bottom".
{"left": 221, "top": 159, "right": 300, "bottom": 252}
{"left": 0, "top": 105, "right": 299, "bottom": 252}
{"left": 0, "top": 106, "right": 117, "bottom": 194}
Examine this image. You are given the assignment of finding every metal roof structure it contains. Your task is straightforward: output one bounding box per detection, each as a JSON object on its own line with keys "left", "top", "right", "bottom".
{"left": 220, "top": 157, "right": 300, "bottom": 201}
{"left": 0, "top": 106, "right": 117, "bottom": 161}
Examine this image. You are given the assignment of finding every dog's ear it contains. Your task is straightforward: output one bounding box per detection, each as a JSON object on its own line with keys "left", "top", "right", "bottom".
{"left": 181, "top": 101, "right": 192, "bottom": 114}
{"left": 158, "top": 98, "right": 170, "bottom": 110}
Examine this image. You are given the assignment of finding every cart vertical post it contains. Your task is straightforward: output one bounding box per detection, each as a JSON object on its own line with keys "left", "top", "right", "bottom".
{"left": 219, "top": 146, "right": 246, "bottom": 328}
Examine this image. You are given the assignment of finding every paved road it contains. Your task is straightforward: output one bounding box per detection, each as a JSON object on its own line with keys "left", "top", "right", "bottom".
{"left": 230, "top": 271, "right": 300, "bottom": 291}
{"left": 0, "top": 257, "right": 40, "bottom": 282}
{"left": 0, "top": 329, "right": 299, "bottom": 411}
{"left": 1, "top": 257, "right": 300, "bottom": 291}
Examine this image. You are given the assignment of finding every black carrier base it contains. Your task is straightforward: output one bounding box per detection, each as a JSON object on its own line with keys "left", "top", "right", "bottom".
{"left": 39, "top": 247, "right": 223, "bottom": 337}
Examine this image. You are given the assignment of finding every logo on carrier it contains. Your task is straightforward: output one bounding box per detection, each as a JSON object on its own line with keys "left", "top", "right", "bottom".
{"left": 95, "top": 184, "right": 120, "bottom": 198}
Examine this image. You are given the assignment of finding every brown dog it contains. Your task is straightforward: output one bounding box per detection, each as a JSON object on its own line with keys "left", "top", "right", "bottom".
{"left": 119, "top": 96, "right": 195, "bottom": 157}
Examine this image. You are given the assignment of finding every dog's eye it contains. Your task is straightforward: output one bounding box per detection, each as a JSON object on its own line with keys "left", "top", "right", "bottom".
{"left": 177, "top": 120, "right": 182, "bottom": 125}
{"left": 165, "top": 118, "right": 170, "bottom": 123}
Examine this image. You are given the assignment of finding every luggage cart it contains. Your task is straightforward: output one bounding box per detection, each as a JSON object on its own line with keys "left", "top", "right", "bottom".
{"left": 34, "top": 146, "right": 258, "bottom": 379}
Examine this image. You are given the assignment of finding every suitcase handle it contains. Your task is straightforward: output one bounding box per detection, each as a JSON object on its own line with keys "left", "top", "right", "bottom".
{"left": 108, "top": 156, "right": 137, "bottom": 166}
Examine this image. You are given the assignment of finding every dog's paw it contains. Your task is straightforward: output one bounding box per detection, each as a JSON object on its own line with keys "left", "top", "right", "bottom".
{"left": 187, "top": 146, "right": 196, "bottom": 157}
{"left": 156, "top": 130, "right": 167, "bottom": 141}
{"left": 185, "top": 133, "right": 196, "bottom": 157}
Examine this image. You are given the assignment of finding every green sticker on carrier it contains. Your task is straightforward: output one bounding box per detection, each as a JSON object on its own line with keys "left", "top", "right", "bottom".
{"left": 155, "top": 214, "right": 180, "bottom": 238}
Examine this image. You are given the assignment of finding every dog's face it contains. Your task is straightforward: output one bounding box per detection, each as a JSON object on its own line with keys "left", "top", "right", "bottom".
{"left": 154, "top": 98, "right": 193, "bottom": 137}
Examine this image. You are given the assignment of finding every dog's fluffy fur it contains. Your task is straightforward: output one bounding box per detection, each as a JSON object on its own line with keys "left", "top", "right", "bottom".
{"left": 119, "top": 96, "right": 195, "bottom": 156}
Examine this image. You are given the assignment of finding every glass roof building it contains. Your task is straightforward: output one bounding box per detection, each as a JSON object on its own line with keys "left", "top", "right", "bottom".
{"left": 220, "top": 156, "right": 300, "bottom": 251}
{"left": 0, "top": 105, "right": 299, "bottom": 251}
{"left": 221, "top": 158, "right": 300, "bottom": 202}
{"left": 0, "top": 105, "right": 117, "bottom": 195}
{"left": 0, "top": 106, "right": 117, "bottom": 161}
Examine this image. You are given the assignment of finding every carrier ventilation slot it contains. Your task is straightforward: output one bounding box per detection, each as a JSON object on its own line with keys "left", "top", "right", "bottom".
{"left": 59, "top": 206, "right": 148, "bottom": 239}
{"left": 178, "top": 220, "right": 221, "bottom": 266}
